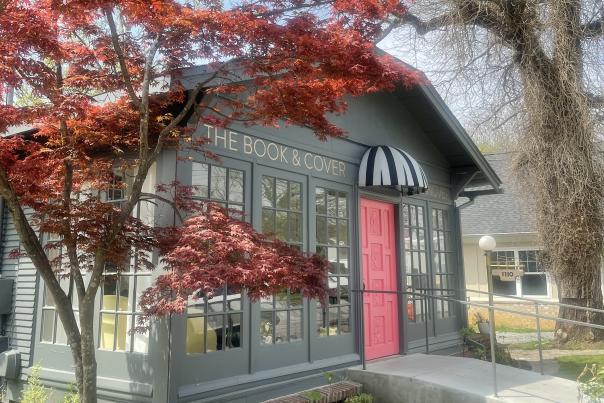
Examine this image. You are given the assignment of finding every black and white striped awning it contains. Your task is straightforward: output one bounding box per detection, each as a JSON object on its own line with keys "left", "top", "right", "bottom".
{"left": 359, "top": 146, "right": 428, "bottom": 196}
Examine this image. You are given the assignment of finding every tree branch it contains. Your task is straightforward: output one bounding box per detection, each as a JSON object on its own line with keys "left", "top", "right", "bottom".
{"left": 104, "top": 7, "right": 140, "bottom": 107}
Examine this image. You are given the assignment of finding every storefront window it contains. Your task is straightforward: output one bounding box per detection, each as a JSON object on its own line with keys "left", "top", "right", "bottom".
{"left": 186, "top": 162, "right": 246, "bottom": 353}
{"left": 40, "top": 233, "right": 79, "bottom": 344}
{"left": 186, "top": 287, "right": 243, "bottom": 353}
{"left": 316, "top": 187, "right": 350, "bottom": 337}
{"left": 260, "top": 175, "right": 304, "bottom": 344}
{"left": 431, "top": 208, "right": 456, "bottom": 318}
{"left": 403, "top": 204, "right": 429, "bottom": 322}
{"left": 192, "top": 162, "right": 245, "bottom": 216}
{"left": 99, "top": 265, "right": 151, "bottom": 353}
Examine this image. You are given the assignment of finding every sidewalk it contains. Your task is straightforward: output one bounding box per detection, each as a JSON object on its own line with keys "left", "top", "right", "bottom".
{"left": 347, "top": 354, "right": 579, "bottom": 402}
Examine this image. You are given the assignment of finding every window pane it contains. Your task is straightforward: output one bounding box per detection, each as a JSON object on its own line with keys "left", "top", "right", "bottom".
{"left": 260, "top": 311, "right": 274, "bottom": 344}
{"left": 275, "top": 211, "right": 288, "bottom": 240}
{"left": 327, "top": 218, "right": 337, "bottom": 245}
{"left": 340, "top": 306, "right": 351, "bottom": 333}
{"left": 115, "top": 314, "right": 130, "bottom": 351}
{"left": 208, "top": 291, "right": 225, "bottom": 313}
{"left": 289, "top": 291, "right": 302, "bottom": 307}
{"left": 290, "top": 212, "right": 302, "bottom": 243}
{"left": 339, "top": 281, "right": 350, "bottom": 305}
{"left": 41, "top": 310, "right": 55, "bottom": 342}
{"left": 327, "top": 191, "right": 337, "bottom": 216}
{"left": 225, "top": 313, "right": 242, "bottom": 349}
{"left": 337, "top": 193, "right": 347, "bottom": 218}
{"left": 316, "top": 216, "right": 327, "bottom": 244}
{"left": 260, "top": 295, "right": 273, "bottom": 309}
{"left": 207, "top": 315, "right": 224, "bottom": 352}
{"left": 338, "top": 220, "right": 348, "bottom": 246}
{"left": 327, "top": 248, "right": 338, "bottom": 274}
{"left": 118, "top": 276, "right": 131, "bottom": 312}
{"left": 317, "top": 309, "right": 327, "bottom": 336}
{"left": 102, "top": 277, "right": 118, "bottom": 310}
{"left": 276, "top": 291, "right": 288, "bottom": 309}
{"left": 262, "top": 209, "right": 275, "bottom": 234}
{"left": 492, "top": 276, "right": 517, "bottom": 295}
{"left": 522, "top": 274, "right": 548, "bottom": 295}
{"left": 316, "top": 188, "right": 326, "bottom": 215}
{"left": 228, "top": 169, "right": 244, "bottom": 203}
{"left": 262, "top": 176, "right": 274, "bottom": 207}
{"left": 44, "top": 286, "right": 55, "bottom": 307}
{"left": 276, "top": 179, "right": 288, "bottom": 209}
{"left": 100, "top": 313, "right": 116, "bottom": 350}
{"left": 275, "top": 311, "right": 288, "bottom": 343}
{"left": 290, "top": 182, "right": 301, "bottom": 211}
{"left": 186, "top": 316, "right": 205, "bottom": 354}
{"left": 339, "top": 248, "right": 349, "bottom": 274}
{"left": 210, "top": 166, "right": 227, "bottom": 200}
{"left": 290, "top": 310, "right": 302, "bottom": 341}
{"left": 192, "top": 163, "right": 209, "bottom": 198}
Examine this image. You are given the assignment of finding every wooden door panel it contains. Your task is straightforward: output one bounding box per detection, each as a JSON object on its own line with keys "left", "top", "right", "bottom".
{"left": 361, "top": 198, "right": 399, "bottom": 360}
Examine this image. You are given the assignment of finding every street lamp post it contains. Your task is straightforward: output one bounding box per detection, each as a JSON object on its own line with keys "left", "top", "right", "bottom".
{"left": 479, "top": 235, "right": 497, "bottom": 397}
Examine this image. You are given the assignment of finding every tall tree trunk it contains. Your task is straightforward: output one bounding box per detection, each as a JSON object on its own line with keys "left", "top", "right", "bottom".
{"left": 79, "top": 302, "right": 98, "bottom": 403}
{"left": 516, "top": 40, "right": 604, "bottom": 340}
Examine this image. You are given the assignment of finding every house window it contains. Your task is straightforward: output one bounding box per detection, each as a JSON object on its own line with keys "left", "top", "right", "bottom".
{"left": 186, "top": 287, "right": 243, "bottom": 354}
{"left": 489, "top": 250, "right": 547, "bottom": 296}
{"left": 99, "top": 264, "right": 151, "bottom": 353}
{"left": 40, "top": 234, "right": 79, "bottom": 344}
{"left": 490, "top": 251, "right": 517, "bottom": 295}
{"left": 260, "top": 175, "right": 304, "bottom": 344}
{"left": 186, "top": 162, "right": 246, "bottom": 353}
{"left": 431, "top": 208, "right": 456, "bottom": 318}
{"left": 315, "top": 188, "right": 351, "bottom": 337}
{"left": 402, "top": 204, "right": 429, "bottom": 322}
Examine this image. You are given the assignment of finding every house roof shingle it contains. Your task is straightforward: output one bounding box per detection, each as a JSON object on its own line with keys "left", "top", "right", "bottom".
{"left": 461, "top": 152, "right": 536, "bottom": 236}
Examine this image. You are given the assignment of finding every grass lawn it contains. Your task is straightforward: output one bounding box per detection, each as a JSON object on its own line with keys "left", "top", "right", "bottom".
{"left": 557, "top": 355, "right": 604, "bottom": 380}
{"left": 508, "top": 340, "right": 604, "bottom": 351}
{"left": 495, "top": 324, "right": 556, "bottom": 333}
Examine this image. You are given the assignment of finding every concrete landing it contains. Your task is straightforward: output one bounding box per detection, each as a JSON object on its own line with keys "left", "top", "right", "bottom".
{"left": 346, "top": 354, "right": 579, "bottom": 403}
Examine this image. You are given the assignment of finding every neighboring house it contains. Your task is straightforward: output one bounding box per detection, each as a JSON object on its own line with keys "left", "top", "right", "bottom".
{"left": 0, "top": 60, "right": 501, "bottom": 403}
{"left": 461, "top": 152, "right": 557, "bottom": 302}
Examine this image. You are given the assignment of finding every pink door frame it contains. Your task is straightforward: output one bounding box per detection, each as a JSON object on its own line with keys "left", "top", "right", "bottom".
{"left": 360, "top": 198, "right": 400, "bottom": 360}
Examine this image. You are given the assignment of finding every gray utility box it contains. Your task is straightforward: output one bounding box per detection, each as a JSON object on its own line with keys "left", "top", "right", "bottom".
{"left": 0, "top": 278, "right": 14, "bottom": 315}
{"left": 0, "top": 349, "right": 20, "bottom": 379}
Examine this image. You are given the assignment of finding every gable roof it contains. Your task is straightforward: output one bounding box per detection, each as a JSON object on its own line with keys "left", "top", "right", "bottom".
{"left": 461, "top": 152, "right": 537, "bottom": 236}
{"left": 180, "top": 53, "right": 503, "bottom": 195}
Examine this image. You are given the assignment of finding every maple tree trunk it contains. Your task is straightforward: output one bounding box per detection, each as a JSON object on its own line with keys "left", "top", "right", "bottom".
{"left": 79, "top": 303, "right": 98, "bottom": 403}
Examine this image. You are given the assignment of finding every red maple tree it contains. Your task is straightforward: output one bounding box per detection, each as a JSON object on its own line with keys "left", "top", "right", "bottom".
{"left": 0, "top": 0, "right": 418, "bottom": 401}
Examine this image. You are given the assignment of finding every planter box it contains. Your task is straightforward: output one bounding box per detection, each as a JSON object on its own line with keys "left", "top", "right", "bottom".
{"left": 263, "top": 381, "right": 362, "bottom": 403}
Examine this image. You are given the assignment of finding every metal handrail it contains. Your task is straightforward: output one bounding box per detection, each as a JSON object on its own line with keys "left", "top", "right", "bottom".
{"left": 354, "top": 287, "right": 604, "bottom": 398}
{"left": 466, "top": 288, "right": 604, "bottom": 315}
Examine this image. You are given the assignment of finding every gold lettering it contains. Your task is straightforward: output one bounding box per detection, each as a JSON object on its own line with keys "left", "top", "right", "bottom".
{"left": 280, "top": 145, "right": 288, "bottom": 164}
{"left": 339, "top": 161, "right": 345, "bottom": 177}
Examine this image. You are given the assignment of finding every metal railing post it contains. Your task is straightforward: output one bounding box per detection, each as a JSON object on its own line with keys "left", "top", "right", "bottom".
{"left": 424, "top": 290, "right": 430, "bottom": 355}
{"left": 360, "top": 284, "right": 366, "bottom": 370}
{"left": 486, "top": 252, "right": 498, "bottom": 397}
{"left": 535, "top": 301, "right": 544, "bottom": 375}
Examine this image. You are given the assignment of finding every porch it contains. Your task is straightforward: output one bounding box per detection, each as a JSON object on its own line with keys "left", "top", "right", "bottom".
{"left": 346, "top": 354, "right": 578, "bottom": 403}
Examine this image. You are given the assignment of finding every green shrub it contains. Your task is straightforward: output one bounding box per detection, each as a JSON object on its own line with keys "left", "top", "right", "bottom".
{"left": 62, "top": 384, "right": 80, "bottom": 403}
{"left": 345, "top": 393, "right": 374, "bottom": 403}
{"left": 20, "top": 365, "right": 50, "bottom": 403}
{"left": 577, "top": 364, "right": 604, "bottom": 402}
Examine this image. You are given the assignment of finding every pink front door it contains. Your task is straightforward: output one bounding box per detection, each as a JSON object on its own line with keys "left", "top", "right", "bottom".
{"left": 360, "top": 198, "right": 400, "bottom": 360}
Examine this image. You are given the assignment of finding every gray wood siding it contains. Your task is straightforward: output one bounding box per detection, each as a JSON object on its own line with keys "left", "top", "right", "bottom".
{"left": 1, "top": 205, "right": 38, "bottom": 376}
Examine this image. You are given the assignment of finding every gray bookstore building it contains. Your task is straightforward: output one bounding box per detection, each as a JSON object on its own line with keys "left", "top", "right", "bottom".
{"left": 0, "top": 62, "right": 501, "bottom": 402}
